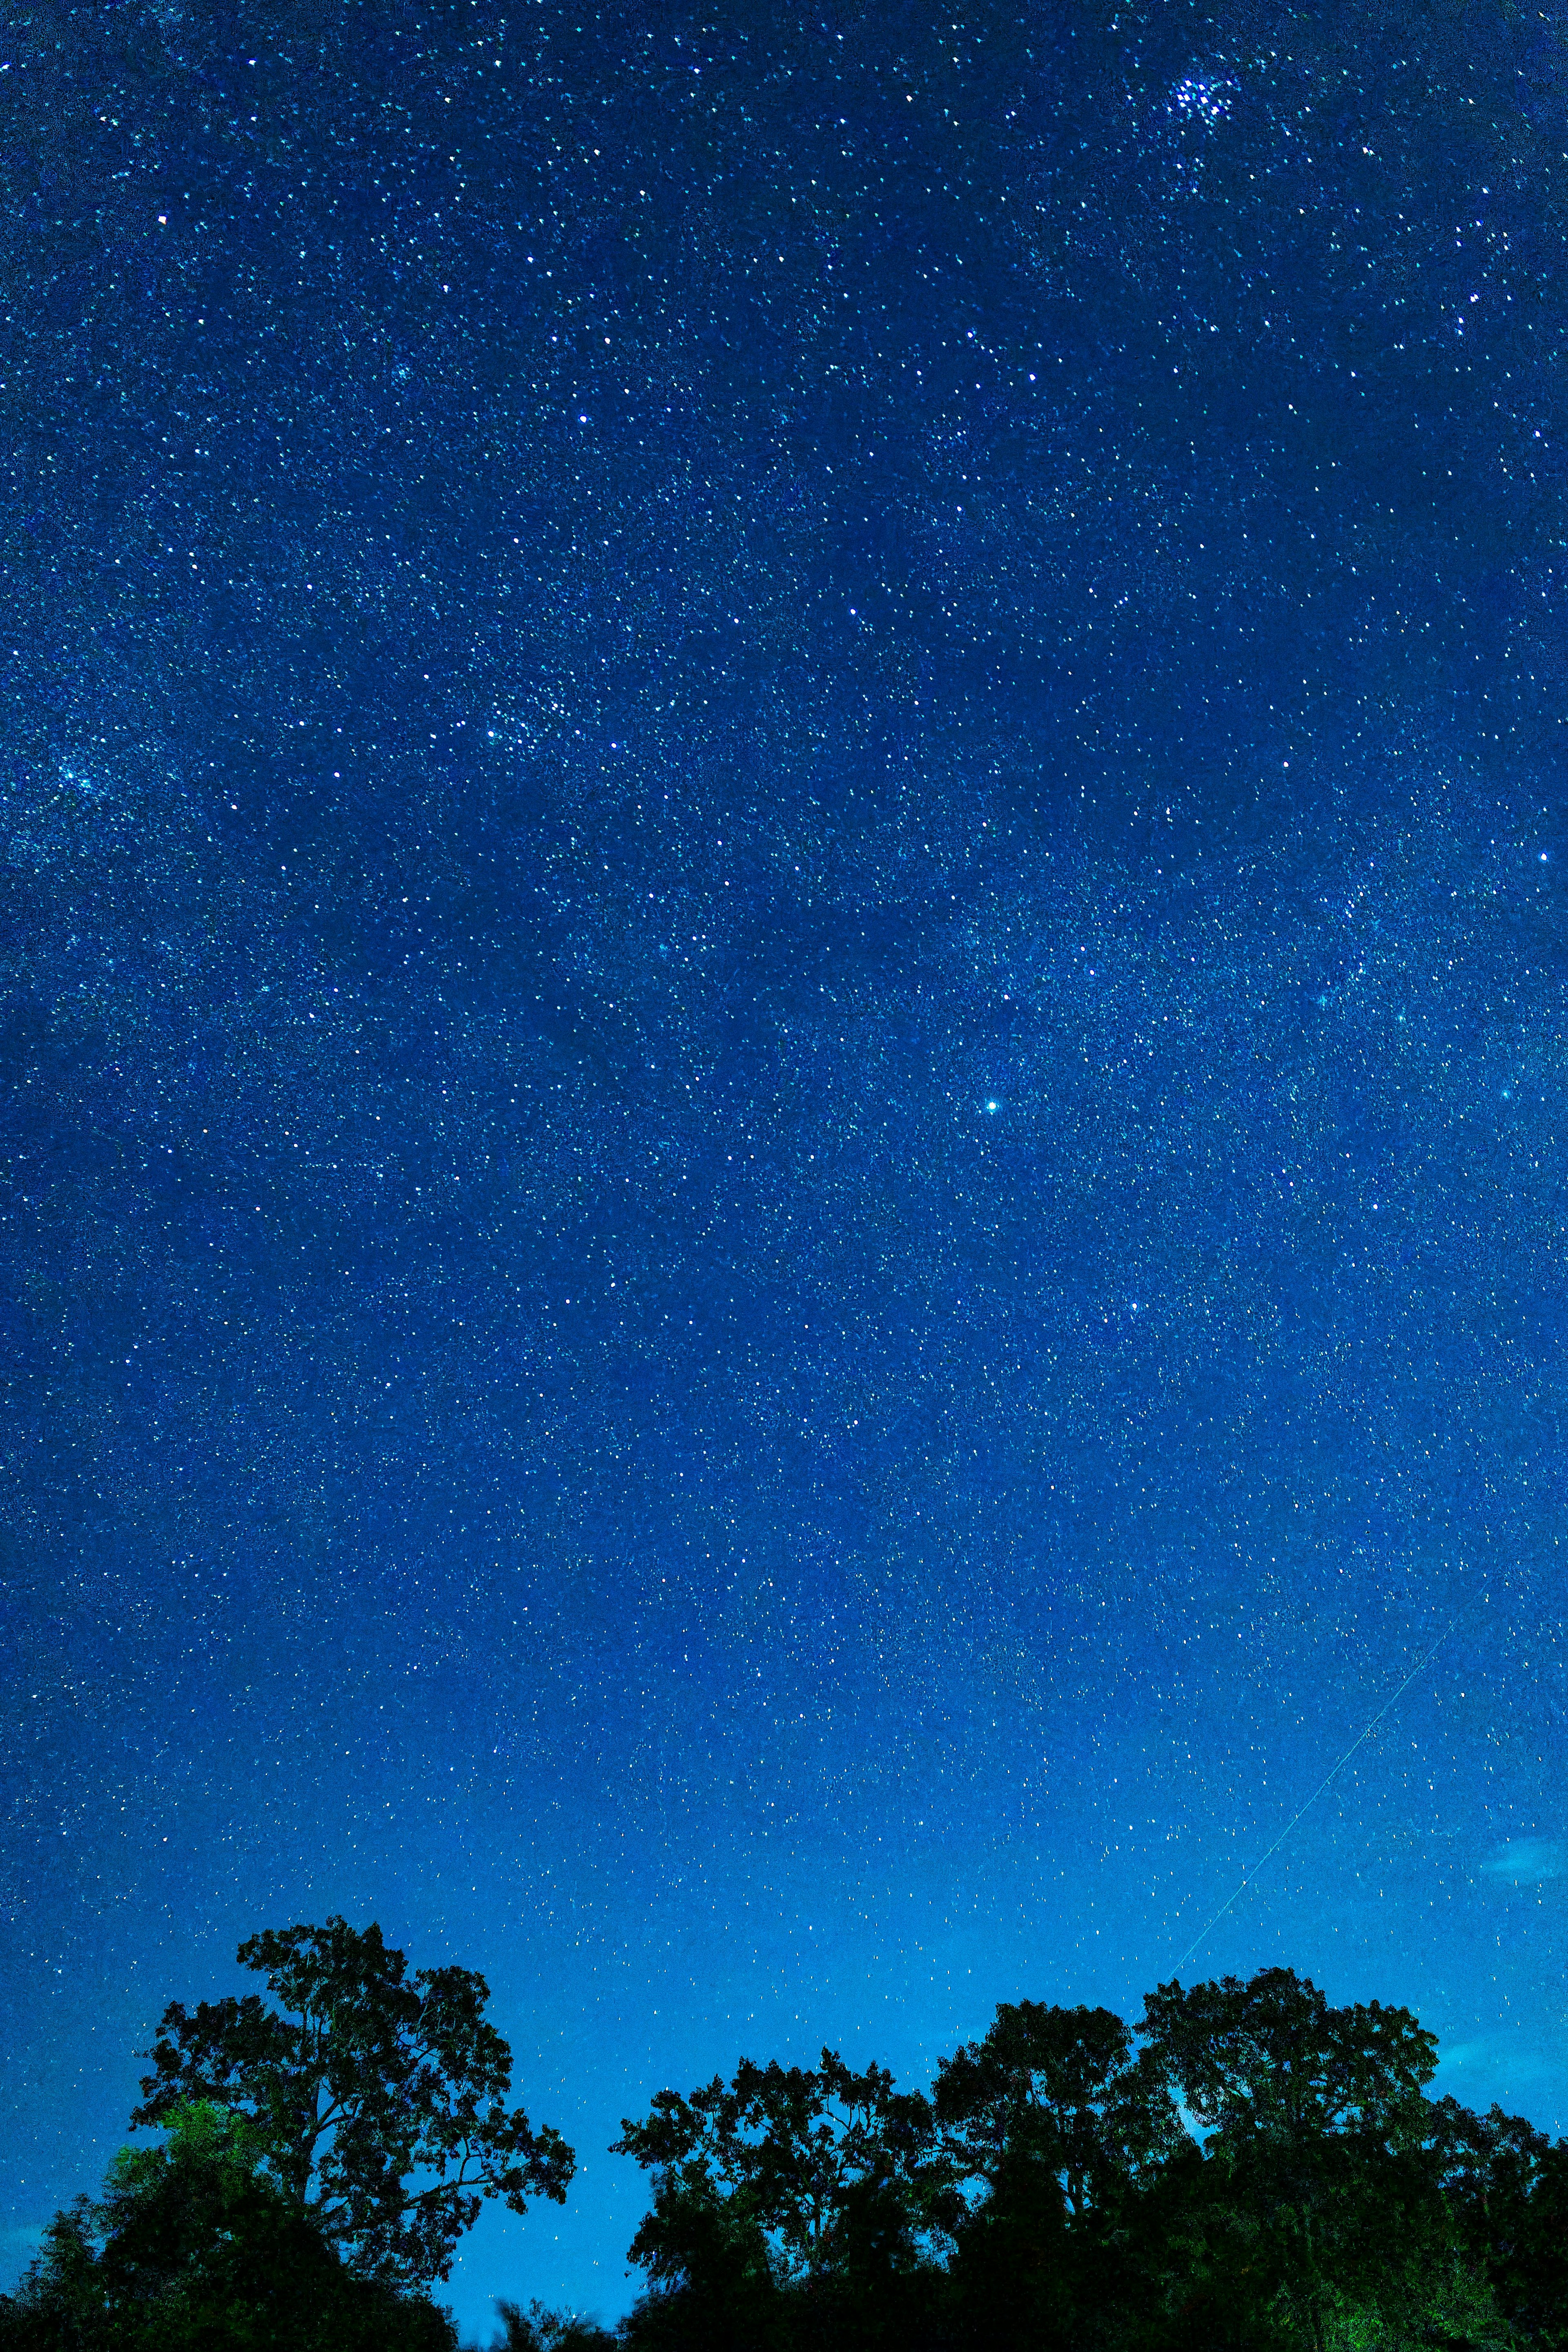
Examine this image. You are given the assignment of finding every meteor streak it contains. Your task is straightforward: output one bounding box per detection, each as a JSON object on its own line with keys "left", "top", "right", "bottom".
{"left": 1174, "top": 1624, "right": 1454, "bottom": 1970}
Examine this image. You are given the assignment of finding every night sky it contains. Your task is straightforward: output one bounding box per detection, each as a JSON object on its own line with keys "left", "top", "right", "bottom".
{"left": 4, "top": 0, "right": 1568, "bottom": 2334}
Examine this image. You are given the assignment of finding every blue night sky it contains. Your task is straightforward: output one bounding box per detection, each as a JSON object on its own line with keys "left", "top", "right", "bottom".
{"left": 3, "top": 0, "right": 1566, "bottom": 2337}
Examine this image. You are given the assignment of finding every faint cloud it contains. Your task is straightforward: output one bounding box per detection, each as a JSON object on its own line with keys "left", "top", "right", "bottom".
{"left": 1431, "top": 2038, "right": 1563, "bottom": 2110}
{"left": 1480, "top": 1836, "right": 1566, "bottom": 1882}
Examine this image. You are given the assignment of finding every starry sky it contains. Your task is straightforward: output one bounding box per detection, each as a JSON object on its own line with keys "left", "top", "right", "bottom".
{"left": 4, "top": 0, "right": 1568, "bottom": 2334}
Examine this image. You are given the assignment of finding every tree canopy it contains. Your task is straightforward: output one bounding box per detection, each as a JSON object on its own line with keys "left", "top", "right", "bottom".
{"left": 933, "top": 1998, "right": 1182, "bottom": 2214}
{"left": 611, "top": 2046, "right": 960, "bottom": 2296}
{"left": 1139, "top": 1965, "right": 1440, "bottom": 2148}
{"left": 0, "top": 2101, "right": 457, "bottom": 2351}
{"left": 608, "top": 1968, "right": 1559, "bottom": 2352}
{"left": 130, "top": 1916, "right": 573, "bottom": 2288}
{"left": 7, "top": 1951, "right": 1566, "bottom": 2352}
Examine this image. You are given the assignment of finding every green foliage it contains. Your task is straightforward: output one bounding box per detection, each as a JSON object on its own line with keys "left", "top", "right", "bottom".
{"left": 0, "top": 2100, "right": 457, "bottom": 2351}
{"left": 131, "top": 1916, "right": 574, "bottom": 2288}
{"left": 608, "top": 1970, "right": 1563, "bottom": 2352}
{"left": 1131, "top": 1971, "right": 1488, "bottom": 2352}
{"left": 1429, "top": 2096, "right": 1568, "bottom": 2349}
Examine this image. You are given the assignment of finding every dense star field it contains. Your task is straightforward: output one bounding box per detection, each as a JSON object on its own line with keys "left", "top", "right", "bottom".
{"left": 3, "top": 0, "right": 1566, "bottom": 2333}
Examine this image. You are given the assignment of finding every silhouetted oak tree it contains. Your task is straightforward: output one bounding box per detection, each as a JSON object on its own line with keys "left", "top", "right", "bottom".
{"left": 614, "top": 2049, "right": 958, "bottom": 2300}
{"left": 131, "top": 1917, "right": 573, "bottom": 2288}
{"left": 933, "top": 1999, "right": 1181, "bottom": 2215}
{"left": 1139, "top": 1966, "right": 1439, "bottom": 2147}
{"left": 928, "top": 2003, "right": 1180, "bottom": 2352}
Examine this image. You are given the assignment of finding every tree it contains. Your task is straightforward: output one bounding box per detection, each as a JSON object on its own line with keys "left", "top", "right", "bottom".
{"left": 611, "top": 2051, "right": 959, "bottom": 2286}
{"left": 933, "top": 2000, "right": 1181, "bottom": 2216}
{"left": 0, "top": 2101, "right": 457, "bottom": 2351}
{"left": 1136, "top": 1969, "right": 1452, "bottom": 2352}
{"left": 610, "top": 2066, "right": 776, "bottom": 2320}
{"left": 1428, "top": 2094, "right": 1567, "bottom": 2348}
{"left": 469, "top": 2299, "right": 618, "bottom": 2352}
{"left": 131, "top": 1916, "right": 573, "bottom": 2289}
{"left": 1138, "top": 1967, "right": 1438, "bottom": 2151}
{"left": 930, "top": 2004, "right": 1180, "bottom": 2352}
{"left": 611, "top": 2041, "right": 959, "bottom": 2333}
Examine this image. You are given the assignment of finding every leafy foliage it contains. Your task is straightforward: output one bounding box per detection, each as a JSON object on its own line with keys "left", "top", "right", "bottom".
{"left": 10, "top": 1953, "right": 1566, "bottom": 2352}
{"left": 131, "top": 1916, "right": 574, "bottom": 2288}
{"left": 934, "top": 1998, "right": 1182, "bottom": 2215}
{"left": 612, "top": 1970, "right": 1554, "bottom": 2352}
{"left": 0, "top": 2101, "right": 457, "bottom": 2350}
{"left": 1430, "top": 2096, "right": 1568, "bottom": 2350}
{"left": 1139, "top": 1967, "right": 1439, "bottom": 2147}
{"left": 612, "top": 2048, "right": 958, "bottom": 2294}
{"left": 1135, "top": 1969, "right": 1459, "bottom": 2352}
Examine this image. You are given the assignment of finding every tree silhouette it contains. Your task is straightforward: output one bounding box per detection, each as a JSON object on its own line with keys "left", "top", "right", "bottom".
{"left": 613, "top": 2048, "right": 958, "bottom": 2301}
{"left": 933, "top": 1999, "right": 1181, "bottom": 2216}
{"left": 1429, "top": 2094, "right": 1568, "bottom": 2348}
{"left": 1139, "top": 1966, "right": 1438, "bottom": 2147}
{"left": 131, "top": 1917, "right": 572, "bottom": 2288}
{"left": 470, "top": 2298, "right": 618, "bottom": 2352}
{"left": 9, "top": 1946, "right": 1566, "bottom": 2352}
{"left": 0, "top": 2101, "right": 457, "bottom": 2350}
{"left": 1137, "top": 1967, "right": 1461, "bottom": 2352}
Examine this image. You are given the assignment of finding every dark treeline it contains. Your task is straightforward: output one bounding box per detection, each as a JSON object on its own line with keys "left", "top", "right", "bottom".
{"left": 3, "top": 1923, "right": 1564, "bottom": 2351}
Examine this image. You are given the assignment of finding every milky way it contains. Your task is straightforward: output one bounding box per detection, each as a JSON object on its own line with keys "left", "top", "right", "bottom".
{"left": 3, "top": 3, "right": 1566, "bottom": 2331}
